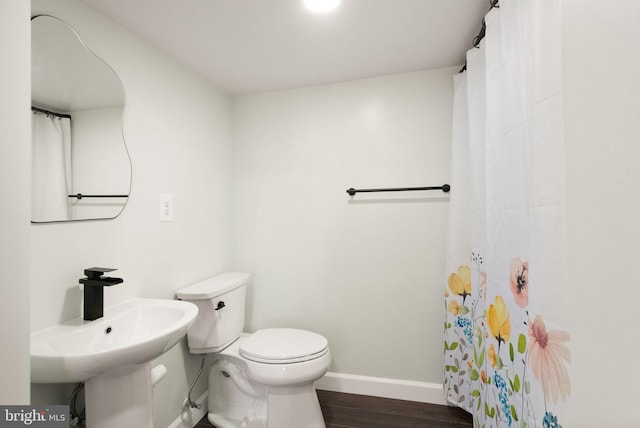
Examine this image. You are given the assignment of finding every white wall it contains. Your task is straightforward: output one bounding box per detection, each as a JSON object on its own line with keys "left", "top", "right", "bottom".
{"left": 233, "top": 69, "right": 455, "bottom": 383}
{"left": 29, "top": 1, "right": 234, "bottom": 426}
{"left": 562, "top": 1, "right": 640, "bottom": 426}
{"left": 0, "top": 0, "right": 31, "bottom": 405}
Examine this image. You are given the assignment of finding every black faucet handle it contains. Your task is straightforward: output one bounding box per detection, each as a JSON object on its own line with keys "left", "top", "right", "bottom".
{"left": 84, "top": 267, "right": 118, "bottom": 280}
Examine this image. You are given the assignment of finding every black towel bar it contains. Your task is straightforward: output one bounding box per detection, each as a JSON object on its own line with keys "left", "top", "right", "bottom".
{"left": 346, "top": 184, "right": 450, "bottom": 196}
{"left": 68, "top": 194, "right": 129, "bottom": 200}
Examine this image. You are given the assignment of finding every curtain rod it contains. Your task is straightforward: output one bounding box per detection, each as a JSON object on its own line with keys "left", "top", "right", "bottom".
{"left": 459, "top": 0, "right": 500, "bottom": 73}
{"left": 32, "top": 106, "right": 71, "bottom": 119}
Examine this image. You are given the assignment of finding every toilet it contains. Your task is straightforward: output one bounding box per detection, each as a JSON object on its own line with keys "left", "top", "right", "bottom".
{"left": 176, "top": 272, "right": 331, "bottom": 428}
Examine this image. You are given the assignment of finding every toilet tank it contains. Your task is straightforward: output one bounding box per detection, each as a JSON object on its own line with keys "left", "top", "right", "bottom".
{"left": 176, "top": 272, "right": 249, "bottom": 354}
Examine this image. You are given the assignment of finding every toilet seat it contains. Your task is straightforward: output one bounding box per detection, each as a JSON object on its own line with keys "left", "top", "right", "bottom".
{"left": 239, "top": 328, "right": 329, "bottom": 364}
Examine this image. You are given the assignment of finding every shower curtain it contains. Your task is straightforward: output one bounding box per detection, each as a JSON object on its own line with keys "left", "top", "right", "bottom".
{"left": 32, "top": 111, "right": 73, "bottom": 221}
{"left": 444, "top": 1, "right": 571, "bottom": 427}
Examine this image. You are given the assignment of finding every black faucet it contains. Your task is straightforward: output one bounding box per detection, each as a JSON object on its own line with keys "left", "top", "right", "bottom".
{"left": 79, "top": 267, "right": 123, "bottom": 321}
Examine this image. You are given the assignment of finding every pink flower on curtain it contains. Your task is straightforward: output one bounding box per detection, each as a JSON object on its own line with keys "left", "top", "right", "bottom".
{"left": 509, "top": 258, "right": 529, "bottom": 307}
{"left": 528, "top": 315, "right": 571, "bottom": 404}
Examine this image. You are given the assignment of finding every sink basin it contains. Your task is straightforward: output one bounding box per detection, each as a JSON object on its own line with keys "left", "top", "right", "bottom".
{"left": 31, "top": 297, "right": 198, "bottom": 428}
{"left": 31, "top": 298, "right": 198, "bottom": 383}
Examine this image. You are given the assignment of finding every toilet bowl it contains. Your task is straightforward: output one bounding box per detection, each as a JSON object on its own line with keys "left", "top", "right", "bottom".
{"left": 176, "top": 273, "right": 330, "bottom": 428}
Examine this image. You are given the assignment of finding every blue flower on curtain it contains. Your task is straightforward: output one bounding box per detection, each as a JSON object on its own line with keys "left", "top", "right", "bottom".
{"left": 493, "top": 373, "right": 512, "bottom": 426}
{"left": 456, "top": 316, "right": 474, "bottom": 343}
{"left": 543, "top": 411, "right": 562, "bottom": 428}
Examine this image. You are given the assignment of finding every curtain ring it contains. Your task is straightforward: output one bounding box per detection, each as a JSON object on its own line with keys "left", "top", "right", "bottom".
{"left": 473, "top": 19, "right": 486, "bottom": 48}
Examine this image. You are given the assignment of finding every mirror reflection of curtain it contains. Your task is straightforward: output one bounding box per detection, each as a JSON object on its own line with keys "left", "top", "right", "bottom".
{"left": 31, "top": 111, "right": 72, "bottom": 221}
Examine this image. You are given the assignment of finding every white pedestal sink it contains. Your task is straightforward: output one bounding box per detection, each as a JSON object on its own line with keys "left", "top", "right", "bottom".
{"left": 31, "top": 298, "right": 198, "bottom": 428}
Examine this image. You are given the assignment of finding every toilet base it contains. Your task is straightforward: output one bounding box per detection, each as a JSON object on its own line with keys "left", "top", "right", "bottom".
{"left": 266, "top": 384, "right": 325, "bottom": 428}
{"left": 208, "top": 412, "right": 263, "bottom": 428}
{"left": 208, "top": 384, "right": 325, "bottom": 428}
{"left": 208, "top": 359, "right": 325, "bottom": 428}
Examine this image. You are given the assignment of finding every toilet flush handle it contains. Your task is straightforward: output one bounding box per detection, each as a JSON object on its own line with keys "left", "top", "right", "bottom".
{"left": 215, "top": 301, "right": 226, "bottom": 311}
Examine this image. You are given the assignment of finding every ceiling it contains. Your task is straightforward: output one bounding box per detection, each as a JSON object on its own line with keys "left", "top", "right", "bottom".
{"left": 79, "top": 0, "right": 489, "bottom": 95}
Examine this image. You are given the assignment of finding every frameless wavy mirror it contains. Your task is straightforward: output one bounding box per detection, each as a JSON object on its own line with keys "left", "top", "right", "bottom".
{"left": 31, "top": 15, "right": 131, "bottom": 223}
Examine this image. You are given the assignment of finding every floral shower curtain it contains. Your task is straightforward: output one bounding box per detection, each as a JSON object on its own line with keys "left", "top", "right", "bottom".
{"left": 444, "top": 1, "right": 571, "bottom": 427}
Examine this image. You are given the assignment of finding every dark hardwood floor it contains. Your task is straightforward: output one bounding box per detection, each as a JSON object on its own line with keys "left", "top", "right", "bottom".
{"left": 196, "top": 390, "right": 473, "bottom": 428}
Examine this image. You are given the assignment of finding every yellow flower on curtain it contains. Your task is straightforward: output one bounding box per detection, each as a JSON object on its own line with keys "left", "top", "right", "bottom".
{"left": 528, "top": 315, "right": 571, "bottom": 404}
{"left": 488, "top": 343, "right": 497, "bottom": 368}
{"left": 448, "top": 300, "right": 459, "bottom": 316}
{"left": 486, "top": 295, "right": 511, "bottom": 350}
{"left": 448, "top": 265, "right": 471, "bottom": 303}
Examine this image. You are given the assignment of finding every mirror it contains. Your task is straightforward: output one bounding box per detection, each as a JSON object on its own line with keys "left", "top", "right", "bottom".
{"left": 31, "top": 15, "right": 131, "bottom": 223}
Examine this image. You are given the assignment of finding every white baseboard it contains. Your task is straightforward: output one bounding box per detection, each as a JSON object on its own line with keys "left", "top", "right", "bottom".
{"left": 168, "top": 373, "right": 447, "bottom": 427}
{"left": 315, "top": 372, "right": 448, "bottom": 406}
{"left": 167, "top": 391, "right": 208, "bottom": 428}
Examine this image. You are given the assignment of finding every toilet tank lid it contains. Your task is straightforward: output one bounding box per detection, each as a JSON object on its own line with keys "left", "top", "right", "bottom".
{"left": 176, "top": 272, "right": 250, "bottom": 300}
